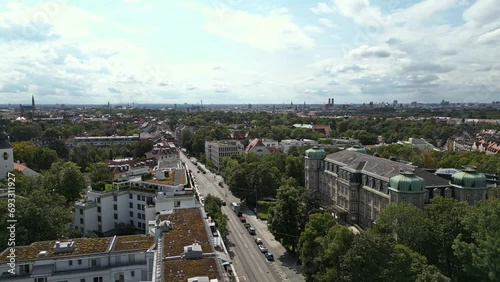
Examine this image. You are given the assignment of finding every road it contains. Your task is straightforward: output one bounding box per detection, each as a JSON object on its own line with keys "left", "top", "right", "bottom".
{"left": 181, "top": 153, "right": 304, "bottom": 282}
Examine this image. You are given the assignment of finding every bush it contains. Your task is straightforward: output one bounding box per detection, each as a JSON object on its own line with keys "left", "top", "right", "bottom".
{"left": 257, "top": 201, "right": 275, "bottom": 220}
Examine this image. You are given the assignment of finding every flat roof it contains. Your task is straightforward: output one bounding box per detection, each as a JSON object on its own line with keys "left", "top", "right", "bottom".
{"left": 163, "top": 257, "right": 221, "bottom": 282}
{"left": 161, "top": 208, "right": 212, "bottom": 257}
{"left": 0, "top": 237, "right": 111, "bottom": 262}
{"left": 112, "top": 235, "right": 154, "bottom": 252}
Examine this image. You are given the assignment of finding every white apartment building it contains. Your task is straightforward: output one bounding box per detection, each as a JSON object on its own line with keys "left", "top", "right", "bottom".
{"left": 66, "top": 135, "right": 140, "bottom": 147}
{"left": 0, "top": 235, "right": 155, "bottom": 282}
{"left": 205, "top": 141, "right": 244, "bottom": 173}
{"left": 73, "top": 168, "right": 196, "bottom": 234}
{"left": 279, "top": 139, "right": 318, "bottom": 153}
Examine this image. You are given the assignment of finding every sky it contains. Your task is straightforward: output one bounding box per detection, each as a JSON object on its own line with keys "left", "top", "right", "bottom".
{"left": 0, "top": 0, "right": 499, "bottom": 105}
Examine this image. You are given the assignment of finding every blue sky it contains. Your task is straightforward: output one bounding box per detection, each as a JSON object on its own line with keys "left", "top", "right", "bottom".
{"left": 0, "top": 0, "right": 499, "bottom": 104}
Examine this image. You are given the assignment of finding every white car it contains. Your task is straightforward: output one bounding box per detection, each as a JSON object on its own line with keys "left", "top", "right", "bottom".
{"left": 258, "top": 244, "right": 268, "bottom": 253}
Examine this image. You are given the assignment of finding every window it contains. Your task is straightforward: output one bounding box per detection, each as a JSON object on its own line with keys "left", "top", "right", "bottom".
{"left": 98, "top": 225, "right": 102, "bottom": 232}
{"left": 80, "top": 218, "right": 84, "bottom": 224}
{"left": 129, "top": 202, "right": 133, "bottom": 208}
{"left": 97, "top": 216, "right": 101, "bottom": 222}
{"left": 131, "top": 271, "right": 135, "bottom": 277}
{"left": 137, "top": 195, "right": 140, "bottom": 200}
{"left": 174, "top": 201, "right": 181, "bottom": 207}
{"left": 114, "top": 213, "right": 118, "bottom": 220}
{"left": 137, "top": 213, "right": 141, "bottom": 219}
{"left": 97, "top": 198, "right": 100, "bottom": 203}
{"left": 78, "top": 259, "right": 82, "bottom": 265}
{"left": 142, "top": 214, "right": 145, "bottom": 219}
{"left": 93, "top": 278, "right": 103, "bottom": 282}
{"left": 68, "top": 260, "right": 73, "bottom": 266}
{"left": 137, "top": 204, "right": 141, "bottom": 209}
{"left": 129, "top": 194, "right": 133, "bottom": 199}
{"left": 81, "top": 279, "right": 85, "bottom": 282}
{"left": 130, "top": 220, "right": 134, "bottom": 226}
{"left": 79, "top": 209, "right": 83, "bottom": 215}
{"left": 35, "top": 279, "right": 48, "bottom": 282}
{"left": 113, "top": 195, "right": 117, "bottom": 201}
{"left": 91, "top": 259, "right": 99, "bottom": 267}
{"left": 113, "top": 204, "right": 117, "bottom": 210}
{"left": 128, "top": 254, "right": 135, "bottom": 263}
{"left": 97, "top": 207, "right": 101, "bottom": 213}
{"left": 142, "top": 204, "right": 145, "bottom": 211}
{"left": 130, "top": 211, "right": 133, "bottom": 217}
{"left": 114, "top": 222, "right": 118, "bottom": 228}
{"left": 142, "top": 195, "right": 145, "bottom": 201}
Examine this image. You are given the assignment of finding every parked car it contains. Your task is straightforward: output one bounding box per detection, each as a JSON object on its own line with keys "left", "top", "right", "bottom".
{"left": 243, "top": 223, "right": 251, "bottom": 229}
{"left": 264, "top": 252, "right": 274, "bottom": 261}
{"left": 248, "top": 227, "right": 256, "bottom": 235}
{"left": 255, "top": 238, "right": 263, "bottom": 245}
{"left": 237, "top": 211, "right": 242, "bottom": 217}
{"left": 221, "top": 201, "right": 227, "bottom": 206}
{"left": 239, "top": 216, "right": 246, "bottom": 223}
{"left": 258, "top": 244, "right": 268, "bottom": 253}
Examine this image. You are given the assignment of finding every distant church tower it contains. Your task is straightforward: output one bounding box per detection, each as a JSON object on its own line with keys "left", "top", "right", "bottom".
{"left": 32, "top": 95, "right": 35, "bottom": 109}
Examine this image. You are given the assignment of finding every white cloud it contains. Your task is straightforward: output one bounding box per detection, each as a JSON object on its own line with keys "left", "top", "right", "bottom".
{"left": 304, "top": 25, "right": 324, "bottom": 33}
{"left": 319, "top": 18, "right": 336, "bottom": 28}
{"left": 197, "top": 5, "right": 315, "bottom": 51}
{"left": 311, "top": 2, "right": 337, "bottom": 14}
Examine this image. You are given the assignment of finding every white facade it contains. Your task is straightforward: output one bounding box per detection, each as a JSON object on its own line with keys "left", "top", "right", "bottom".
{"left": 73, "top": 172, "right": 196, "bottom": 234}
{"left": 261, "top": 139, "right": 279, "bottom": 148}
{"left": 66, "top": 135, "right": 140, "bottom": 147}
{"left": 0, "top": 145, "right": 13, "bottom": 180}
{"left": 279, "top": 139, "right": 318, "bottom": 153}
{"left": 0, "top": 236, "right": 154, "bottom": 282}
{"left": 205, "top": 141, "right": 244, "bottom": 172}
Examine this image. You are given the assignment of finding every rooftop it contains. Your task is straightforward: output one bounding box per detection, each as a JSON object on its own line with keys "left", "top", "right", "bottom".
{"left": 0, "top": 237, "right": 111, "bottom": 262}
{"left": 161, "top": 208, "right": 212, "bottom": 257}
{"left": 112, "top": 235, "right": 154, "bottom": 252}
{"left": 144, "top": 169, "right": 186, "bottom": 186}
{"left": 163, "top": 257, "right": 221, "bottom": 282}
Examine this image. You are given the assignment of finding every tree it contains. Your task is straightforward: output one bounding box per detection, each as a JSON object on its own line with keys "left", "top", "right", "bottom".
{"left": 373, "top": 202, "right": 431, "bottom": 256}
{"left": 115, "top": 223, "right": 136, "bottom": 236}
{"left": 12, "top": 141, "right": 36, "bottom": 164}
{"left": 31, "top": 146, "right": 59, "bottom": 171}
{"left": 340, "top": 232, "right": 394, "bottom": 282}
{"left": 48, "top": 161, "right": 87, "bottom": 201}
{"left": 416, "top": 265, "right": 452, "bottom": 282}
{"left": 132, "top": 140, "right": 153, "bottom": 158}
{"left": 48, "top": 139, "right": 70, "bottom": 159}
{"left": 68, "top": 144, "right": 101, "bottom": 171}
{"left": 268, "top": 185, "right": 305, "bottom": 253}
{"left": 384, "top": 244, "right": 429, "bottom": 282}
{"left": 453, "top": 198, "right": 500, "bottom": 281}
{"left": 0, "top": 187, "right": 72, "bottom": 250}
{"left": 424, "top": 197, "right": 468, "bottom": 279}
{"left": 88, "top": 162, "right": 113, "bottom": 183}
{"left": 298, "top": 212, "right": 337, "bottom": 281}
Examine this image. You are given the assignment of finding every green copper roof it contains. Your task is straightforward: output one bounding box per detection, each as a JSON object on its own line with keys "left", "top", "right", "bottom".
{"left": 389, "top": 171, "right": 425, "bottom": 193}
{"left": 305, "top": 146, "right": 326, "bottom": 160}
{"left": 451, "top": 166, "right": 487, "bottom": 189}
{"left": 346, "top": 146, "right": 367, "bottom": 154}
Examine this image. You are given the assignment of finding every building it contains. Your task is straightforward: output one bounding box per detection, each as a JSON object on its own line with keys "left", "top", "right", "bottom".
{"left": 245, "top": 138, "right": 271, "bottom": 155}
{"left": 73, "top": 168, "right": 195, "bottom": 234}
{"left": 144, "top": 141, "right": 180, "bottom": 168}
{"left": 205, "top": 141, "right": 244, "bottom": 173}
{"left": 305, "top": 148, "right": 489, "bottom": 228}
{"left": 0, "top": 128, "right": 13, "bottom": 180}
{"left": 66, "top": 135, "right": 140, "bottom": 147}
{"left": 19, "top": 95, "right": 35, "bottom": 115}
{"left": 0, "top": 235, "right": 155, "bottom": 282}
{"left": 105, "top": 158, "right": 157, "bottom": 181}
{"left": 279, "top": 139, "right": 318, "bottom": 153}
{"left": 261, "top": 139, "right": 279, "bottom": 149}
{"left": 399, "top": 138, "right": 437, "bottom": 151}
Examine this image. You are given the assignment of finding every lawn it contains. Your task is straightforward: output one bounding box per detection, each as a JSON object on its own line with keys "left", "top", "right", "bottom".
{"left": 257, "top": 201, "right": 275, "bottom": 220}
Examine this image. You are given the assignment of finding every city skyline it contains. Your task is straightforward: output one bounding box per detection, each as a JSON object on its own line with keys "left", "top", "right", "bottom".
{"left": 0, "top": 0, "right": 499, "bottom": 104}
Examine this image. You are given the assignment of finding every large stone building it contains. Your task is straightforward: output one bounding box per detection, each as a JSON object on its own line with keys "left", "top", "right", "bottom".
{"left": 305, "top": 147, "right": 489, "bottom": 228}
{"left": 205, "top": 140, "right": 244, "bottom": 173}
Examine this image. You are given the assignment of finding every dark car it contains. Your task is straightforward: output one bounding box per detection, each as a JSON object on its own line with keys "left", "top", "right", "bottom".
{"left": 243, "top": 223, "right": 251, "bottom": 229}
{"left": 239, "top": 216, "right": 246, "bottom": 223}
{"left": 237, "top": 211, "right": 242, "bottom": 217}
{"left": 265, "top": 252, "right": 274, "bottom": 261}
{"left": 222, "top": 201, "right": 227, "bottom": 206}
{"left": 248, "top": 227, "right": 256, "bottom": 235}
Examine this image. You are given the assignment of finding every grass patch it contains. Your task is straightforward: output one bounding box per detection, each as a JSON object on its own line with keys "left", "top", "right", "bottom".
{"left": 257, "top": 201, "right": 275, "bottom": 220}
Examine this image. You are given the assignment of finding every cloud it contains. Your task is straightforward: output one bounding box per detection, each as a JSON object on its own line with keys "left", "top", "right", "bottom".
{"left": 311, "top": 2, "right": 337, "bottom": 15}
{"left": 196, "top": 4, "right": 315, "bottom": 51}
{"left": 349, "top": 45, "right": 391, "bottom": 58}
{"left": 463, "top": 0, "right": 500, "bottom": 25}
{"left": 108, "top": 87, "right": 121, "bottom": 93}
{"left": 319, "top": 18, "right": 336, "bottom": 29}
{"left": 304, "top": 25, "right": 324, "bottom": 33}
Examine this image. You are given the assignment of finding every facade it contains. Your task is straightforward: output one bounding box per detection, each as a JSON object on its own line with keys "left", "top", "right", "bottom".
{"left": 261, "top": 139, "right": 279, "bottom": 149}
{"left": 205, "top": 141, "right": 244, "bottom": 173}
{"left": 144, "top": 141, "right": 180, "bottom": 168}
{"left": 0, "top": 128, "right": 13, "bottom": 180}
{"left": 66, "top": 135, "right": 140, "bottom": 147}
{"left": 73, "top": 168, "right": 195, "bottom": 234}
{"left": 0, "top": 235, "right": 155, "bottom": 282}
{"left": 305, "top": 148, "right": 488, "bottom": 228}
{"left": 280, "top": 139, "right": 318, "bottom": 153}
{"left": 245, "top": 138, "right": 271, "bottom": 155}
